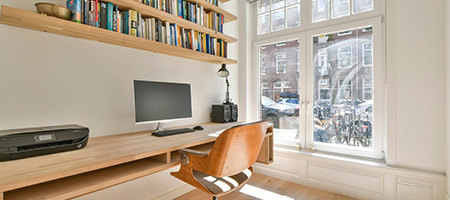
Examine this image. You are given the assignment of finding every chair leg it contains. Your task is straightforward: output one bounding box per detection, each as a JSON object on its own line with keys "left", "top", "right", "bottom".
{"left": 213, "top": 196, "right": 218, "bottom": 200}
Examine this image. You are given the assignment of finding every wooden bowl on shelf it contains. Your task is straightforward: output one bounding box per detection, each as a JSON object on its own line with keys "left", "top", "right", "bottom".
{"left": 35, "top": 3, "right": 71, "bottom": 20}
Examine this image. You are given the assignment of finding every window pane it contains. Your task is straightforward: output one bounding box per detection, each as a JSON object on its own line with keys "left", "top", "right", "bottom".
{"left": 286, "top": 4, "right": 301, "bottom": 28}
{"left": 331, "top": 0, "right": 350, "bottom": 19}
{"left": 312, "top": 0, "right": 330, "bottom": 23}
{"left": 286, "top": 0, "right": 300, "bottom": 6}
{"left": 257, "top": 0, "right": 271, "bottom": 14}
{"left": 272, "top": 9, "right": 285, "bottom": 32}
{"left": 272, "top": 0, "right": 285, "bottom": 10}
{"left": 353, "top": 0, "right": 373, "bottom": 14}
{"left": 259, "top": 40, "right": 300, "bottom": 147}
{"left": 258, "top": 13, "right": 271, "bottom": 35}
{"left": 312, "top": 27, "right": 373, "bottom": 148}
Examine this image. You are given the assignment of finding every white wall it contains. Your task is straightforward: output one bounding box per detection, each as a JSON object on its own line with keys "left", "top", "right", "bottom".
{"left": 385, "top": 0, "right": 446, "bottom": 174}
{"left": 0, "top": 0, "right": 238, "bottom": 199}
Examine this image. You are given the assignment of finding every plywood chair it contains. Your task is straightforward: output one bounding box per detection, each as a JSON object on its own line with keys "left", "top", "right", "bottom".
{"left": 171, "top": 121, "right": 269, "bottom": 200}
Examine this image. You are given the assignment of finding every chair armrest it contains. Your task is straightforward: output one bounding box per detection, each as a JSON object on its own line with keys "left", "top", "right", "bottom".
{"left": 179, "top": 148, "right": 209, "bottom": 157}
{"left": 179, "top": 148, "right": 209, "bottom": 166}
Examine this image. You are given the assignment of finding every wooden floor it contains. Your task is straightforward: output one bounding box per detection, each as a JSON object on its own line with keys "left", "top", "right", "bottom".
{"left": 174, "top": 173, "right": 357, "bottom": 200}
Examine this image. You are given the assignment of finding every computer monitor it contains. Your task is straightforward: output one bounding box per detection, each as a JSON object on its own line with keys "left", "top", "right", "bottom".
{"left": 133, "top": 80, "right": 192, "bottom": 131}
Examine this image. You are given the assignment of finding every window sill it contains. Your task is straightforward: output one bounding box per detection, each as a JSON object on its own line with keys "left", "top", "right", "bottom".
{"left": 273, "top": 146, "right": 387, "bottom": 168}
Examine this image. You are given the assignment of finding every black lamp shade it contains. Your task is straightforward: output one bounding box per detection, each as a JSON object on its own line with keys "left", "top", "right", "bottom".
{"left": 217, "top": 64, "right": 229, "bottom": 78}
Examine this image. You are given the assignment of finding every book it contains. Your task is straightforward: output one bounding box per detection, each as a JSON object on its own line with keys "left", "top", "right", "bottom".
{"left": 113, "top": 5, "right": 119, "bottom": 32}
{"left": 178, "top": 0, "right": 183, "bottom": 19}
{"left": 99, "top": 2, "right": 107, "bottom": 29}
{"left": 80, "top": 0, "right": 85, "bottom": 24}
{"left": 165, "top": 21, "right": 170, "bottom": 45}
{"left": 172, "top": 0, "right": 177, "bottom": 16}
{"left": 67, "top": 0, "right": 82, "bottom": 23}
{"left": 95, "top": 0, "right": 99, "bottom": 27}
{"left": 106, "top": 3, "right": 114, "bottom": 30}
{"left": 156, "top": 19, "right": 162, "bottom": 42}
{"left": 117, "top": 11, "right": 121, "bottom": 33}
{"left": 130, "top": 10, "right": 138, "bottom": 36}
{"left": 151, "top": 18, "right": 156, "bottom": 41}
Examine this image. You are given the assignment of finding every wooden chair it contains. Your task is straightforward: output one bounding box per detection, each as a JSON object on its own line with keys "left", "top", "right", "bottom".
{"left": 171, "top": 121, "right": 269, "bottom": 200}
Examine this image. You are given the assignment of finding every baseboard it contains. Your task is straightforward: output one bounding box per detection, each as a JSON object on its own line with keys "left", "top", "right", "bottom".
{"left": 151, "top": 184, "right": 195, "bottom": 200}
{"left": 253, "top": 151, "right": 447, "bottom": 200}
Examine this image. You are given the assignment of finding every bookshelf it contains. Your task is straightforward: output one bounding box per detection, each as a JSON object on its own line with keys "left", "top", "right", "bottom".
{"left": 0, "top": 0, "right": 238, "bottom": 65}
{"left": 219, "top": 0, "right": 231, "bottom": 3}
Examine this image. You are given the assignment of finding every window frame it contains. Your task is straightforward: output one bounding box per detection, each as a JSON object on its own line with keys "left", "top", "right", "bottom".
{"left": 252, "top": 0, "right": 385, "bottom": 159}
{"left": 305, "top": 17, "right": 385, "bottom": 159}
{"left": 253, "top": 32, "right": 306, "bottom": 149}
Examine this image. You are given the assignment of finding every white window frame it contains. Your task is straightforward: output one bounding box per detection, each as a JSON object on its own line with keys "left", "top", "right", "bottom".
{"left": 362, "top": 41, "right": 373, "bottom": 66}
{"left": 305, "top": 17, "right": 385, "bottom": 159}
{"left": 252, "top": 0, "right": 385, "bottom": 159}
{"left": 253, "top": 32, "right": 306, "bottom": 149}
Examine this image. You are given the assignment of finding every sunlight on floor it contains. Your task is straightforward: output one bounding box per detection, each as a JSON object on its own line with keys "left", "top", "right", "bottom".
{"left": 240, "top": 184, "right": 294, "bottom": 200}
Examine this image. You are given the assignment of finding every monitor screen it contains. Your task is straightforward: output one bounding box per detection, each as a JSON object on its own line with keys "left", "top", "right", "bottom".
{"left": 134, "top": 80, "right": 192, "bottom": 124}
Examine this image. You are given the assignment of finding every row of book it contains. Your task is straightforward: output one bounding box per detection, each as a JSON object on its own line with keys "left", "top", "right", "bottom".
{"left": 66, "top": 0, "right": 227, "bottom": 57}
{"left": 138, "top": 15, "right": 228, "bottom": 57}
{"left": 135, "top": 0, "right": 224, "bottom": 33}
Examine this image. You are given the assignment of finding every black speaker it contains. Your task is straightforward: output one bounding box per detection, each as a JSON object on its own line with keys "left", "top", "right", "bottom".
{"left": 211, "top": 104, "right": 231, "bottom": 123}
{"left": 229, "top": 104, "right": 238, "bottom": 122}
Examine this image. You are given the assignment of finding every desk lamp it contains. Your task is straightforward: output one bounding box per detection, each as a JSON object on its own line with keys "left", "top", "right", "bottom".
{"left": 217, "top": 64, "right": 232, "bottom": 104}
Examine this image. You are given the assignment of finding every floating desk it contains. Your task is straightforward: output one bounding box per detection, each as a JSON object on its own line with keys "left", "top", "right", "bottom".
{"left": 0, "top": 122, "right": 273, "bottom": 200}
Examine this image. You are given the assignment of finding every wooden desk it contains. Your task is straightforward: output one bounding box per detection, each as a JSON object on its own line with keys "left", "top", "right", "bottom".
{"left": 0, "top": 122, "right": 273, "bottom": 200}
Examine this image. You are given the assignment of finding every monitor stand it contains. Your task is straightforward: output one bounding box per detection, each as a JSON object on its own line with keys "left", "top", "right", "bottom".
{"left": 155, "top": 122, "right": 165, "bottom": 132}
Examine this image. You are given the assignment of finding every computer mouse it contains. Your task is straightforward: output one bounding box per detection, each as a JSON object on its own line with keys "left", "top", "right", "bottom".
{"left": 193, "top": 125, "right": 204, "bottom": 130}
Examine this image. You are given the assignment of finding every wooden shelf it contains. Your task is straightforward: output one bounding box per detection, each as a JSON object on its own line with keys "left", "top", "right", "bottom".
{"left": 219, "top": 0, "right": 231, "bottom": 3}
{"left": 186, "top": 0, "right": 237, "bottom": 22}
{"left": 4, "top": 157, "right": 179, "bottom": 200}
{"left": 0, "top": 6, "right": 237, "bottom": 65}
{"left": 105, "top": 0, "right": 237, "bottom": 42}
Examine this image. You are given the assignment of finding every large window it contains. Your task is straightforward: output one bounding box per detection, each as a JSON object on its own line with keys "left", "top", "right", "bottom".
{"left": 255, "top": 1, "right": 384, "bottom": 159}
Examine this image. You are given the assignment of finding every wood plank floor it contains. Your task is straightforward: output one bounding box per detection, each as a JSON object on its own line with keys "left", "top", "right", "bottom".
{"left": 174, "top": 173, "right": 357, "bottom": 200}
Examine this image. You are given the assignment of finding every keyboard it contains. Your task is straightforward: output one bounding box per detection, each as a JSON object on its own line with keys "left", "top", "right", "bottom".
{"left": 152, "top": 128, "right": 196, "bottom": 137}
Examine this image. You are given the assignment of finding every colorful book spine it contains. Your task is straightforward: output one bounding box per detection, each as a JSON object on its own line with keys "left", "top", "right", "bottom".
{"left": 107, "top": 3, "right": 114, "bottom": 30}
{"left": 130, "top": 10, "right": 138, "bottom": 36}
{"left": 99, "top": 2, "right": 107, "bottom": 29}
